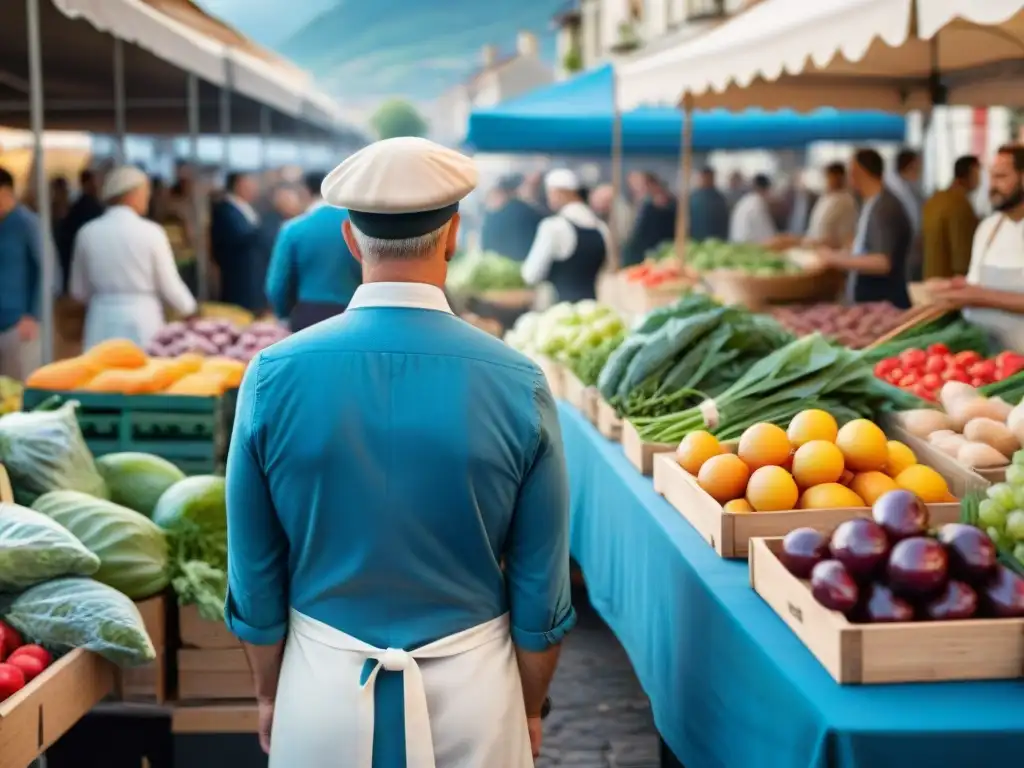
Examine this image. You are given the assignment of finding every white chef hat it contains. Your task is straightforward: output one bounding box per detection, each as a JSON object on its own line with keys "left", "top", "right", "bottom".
{"left": 101, "top": 165, "right": 149, "bottom": 201}
{"left": 544, "top": 168, "right": 581, "bottom": 192}
{"left": 321, "top": 137, "right": 478, "bottom": 240}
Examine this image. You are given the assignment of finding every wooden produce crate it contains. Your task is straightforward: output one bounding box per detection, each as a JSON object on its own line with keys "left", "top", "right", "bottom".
{"left": 595, "top": 396, "right": 622, "bottom": 441}
{"left": 172, "top": 702, "right": 259, "bottom": 734}
{"left": 883, "top": 419, "right": 993, "bottom": 495}
{"left": 177, "top": 605, "right": 251, "bottom": 702}
{"left": 526, "top": 354, "right": 565, "bottom": 400}
{"left": 615, "top": 278, "right": 692, "bottom": 318}
{"left": 749, "top": 537, "right": 1024, "bottom": 684}
{"left": 621, "top": 419, "right": 674, "bottom": 475}
{"left": 0, "top": 649, "right": 116, "bottom": 768}
{"left": 653, "top": 453, "right": 963, "bottom": 559}
{"left": 20, "top": 389, "right": 237, "bottom": 476}
{"left": 116, "top": 594, "right": 168, "bottom": 704}
{"left": 562, "top": 370, "right": 598, "bottom": 424}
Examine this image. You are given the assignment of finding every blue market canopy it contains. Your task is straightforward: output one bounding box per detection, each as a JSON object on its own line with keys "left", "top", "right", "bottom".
{"left": 465, "top": 64, "right": 906, "bottom": 155}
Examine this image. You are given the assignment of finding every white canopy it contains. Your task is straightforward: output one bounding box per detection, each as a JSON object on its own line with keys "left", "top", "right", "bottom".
{"left": 230, "top": 47, "right": 307, "bottom": 121}
{"left": 616, "top": 0, "right": 1024, "bottom": 112}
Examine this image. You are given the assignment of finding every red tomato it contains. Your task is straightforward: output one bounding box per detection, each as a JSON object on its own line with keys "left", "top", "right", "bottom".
{"left": 887, "top": 367, "right": 905, "bottom": 384}
{"left": 943, "top": 369, "right": 971, "bottom": 383}
{"left": 6, "top": 654, "right": 44, "bottom": 683}
{"left": 995, "top": 350, "right": 1024, "bottom": 368}
{"left": 924, "top": 356, "right": 946, "bottom": 374}
{"left": 0, "top": 621, "right": 22, "bottom": 662}
{"left": 874, "top": 359, "right": 898, "bottom": 377}
{"left": 899, "top": 349, "right": 927, "bottom": 369}
{"left": 921, "top": 373, "right": 942, "bottom": 390}
{"left": 927, "top": 343, "right": 950, "bottom": 356}
{"left": 999, "top": 359, "right": 1024, "bottom": 378}
{"left": 912, "top": 383, "right": 934, "bottom": 401}
{"left": 8, "top": 645, "right": 51, "bottom": 668}
{"left": 954, "top": 350, "right": 982, "bottom": 366}
{"left": 0, "top": 663, "right": 25, "bottom": 703}
{"left": 968, "top": 361, "right": 997, "bottom": 381}
{"left": 899, "top": 373, "right": 919, "bottom": 387}
{"left": 970, "top": 377, "right": 987, "bottom": 387}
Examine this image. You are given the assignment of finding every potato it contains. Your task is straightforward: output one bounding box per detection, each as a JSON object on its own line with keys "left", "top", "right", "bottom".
{"left": 963, "top": 417, "right": 1021, "bottom": 457}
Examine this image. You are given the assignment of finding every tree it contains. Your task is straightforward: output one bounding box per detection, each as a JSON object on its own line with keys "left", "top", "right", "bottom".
{"left": 369, "top": 99, "right": 429, "bottom": 141}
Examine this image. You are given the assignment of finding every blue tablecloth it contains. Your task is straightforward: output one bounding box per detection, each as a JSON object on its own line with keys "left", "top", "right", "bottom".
{"left": 559, "top": 403, "right": 1024, "bottom": 768}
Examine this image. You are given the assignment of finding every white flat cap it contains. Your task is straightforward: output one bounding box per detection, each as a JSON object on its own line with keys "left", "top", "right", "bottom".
{"left": 545, "top": 168, "right": 581, "bottom": 192}
{"left": 322, "top": 137, "right": 478, "bottom": 240}
{"left": 101, "top": 166, "right": 149, "bottom": 201}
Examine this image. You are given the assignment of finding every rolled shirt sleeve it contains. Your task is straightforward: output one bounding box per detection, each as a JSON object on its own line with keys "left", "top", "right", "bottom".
{"left": 505, "top": 376, "right": 577, "bottom": 651}
{"left": 265, "top": 222, "right": 298, "bottom": 319}
{"left": 225, "top": 354, "right": 290, "bottom": 645}
{"left": 521, "top": 217, "right": 575, "bottom": 287}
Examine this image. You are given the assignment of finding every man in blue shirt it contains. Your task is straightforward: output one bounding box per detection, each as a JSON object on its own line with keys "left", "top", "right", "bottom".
{"left": 264, "top": 171, "right": 362, "bottom": 330}
{"left": 226, "top": 137, "right": 575, "bottom": 768}
{"left": 0, "top": 167, "right": 42, "bottom": 380}
{"left": 689, "top": 166, "right": 730, "bottom": 242}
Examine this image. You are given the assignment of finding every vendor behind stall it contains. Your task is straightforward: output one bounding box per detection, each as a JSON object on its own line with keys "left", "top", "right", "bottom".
{"left": 70, "top": 166, "right": 197, "bottom": 350}
{"left": 265, "top": 171, "right": 362, "bottom": 331}
{"left": 521, "top": 169, "right": 609, "bottom": 302}
{"left": 817, "top": 149, "right": 912, "bottom": 308}
{"left": 480, "top": 175, "right": 543, "bottom": 262}
{"left": 929, "top": 144, "right": 1024, "bottom": 351}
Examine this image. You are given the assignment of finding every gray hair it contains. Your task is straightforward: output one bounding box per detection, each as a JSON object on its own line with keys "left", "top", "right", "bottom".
{"left": 350, "top": 220, "right": 448, "bottom": 261}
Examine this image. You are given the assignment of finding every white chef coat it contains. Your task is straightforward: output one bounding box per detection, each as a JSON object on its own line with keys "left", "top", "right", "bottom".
{"left": 966, "top": 213, "right": 1024, "bottom": 285}
{"left": 806, "top": 190, "right": 859, "bottom": 248}
{"left": 728, "top": 191, "right": 777, "bottom": 244}
{"left": 521, "top": 201, "right": 611, "bottom": 286}
{"left": 70, "top": 206, "right": 197, "bottom": 350}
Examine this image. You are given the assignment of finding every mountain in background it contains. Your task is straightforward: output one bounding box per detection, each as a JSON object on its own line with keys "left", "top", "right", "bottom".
{"left": 196, "top": 0, "right": 562, "bottom": 104}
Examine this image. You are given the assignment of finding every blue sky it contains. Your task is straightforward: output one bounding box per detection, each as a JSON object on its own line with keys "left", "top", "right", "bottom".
{"left": 194, "top": 0, "right": 561, "bottom": 105}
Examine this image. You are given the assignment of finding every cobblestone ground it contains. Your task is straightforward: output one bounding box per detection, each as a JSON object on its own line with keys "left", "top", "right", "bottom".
{"left": 538, "top": 587, "right": 660, "bottom": 768}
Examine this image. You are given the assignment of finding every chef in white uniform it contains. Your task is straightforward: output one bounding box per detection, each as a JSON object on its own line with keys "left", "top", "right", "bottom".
{"left": 70, "top": 166, "right": 197, "bottom": 350}
{"left": 930, "top": 144, "right": 1024, "bottom": 351}
{"left": 225, "top": 138, "right": 574, "bottom": 768}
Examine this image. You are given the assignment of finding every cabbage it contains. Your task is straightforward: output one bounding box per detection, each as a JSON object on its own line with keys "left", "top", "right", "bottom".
{"left": 1, "top": 577, "right": 155, "bottom": 667}
{"left": 0, "top": 502, "right": 100, "bottom": 589}
{"left": 0, "top": 401, "right": 107, "bottom": 505}
{"left": 32, "top": 490, "right": 170, "bottom": 600}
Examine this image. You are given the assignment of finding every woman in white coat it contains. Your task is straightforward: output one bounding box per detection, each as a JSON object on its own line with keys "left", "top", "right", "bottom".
{"left": 70, "top": 166, "right": 197, "bottom": 350}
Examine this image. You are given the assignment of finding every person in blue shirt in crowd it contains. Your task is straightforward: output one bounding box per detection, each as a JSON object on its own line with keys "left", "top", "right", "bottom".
{"left": 480, "top": 174, "right": 544, "bottom": 261}
{"left": 225, "top": 137, "right": 575, "bottom": 768}
{"left": 211, "top": 171, "right": 266, "bottom": 313}
{"left": 0, "top": 167, "right": 43, "bottom": 380}
{"left": 264, "top": 171, "right": 362, "bottom": 330}
{"left": 689, "top": 166, "right": 730, "bottom": 242}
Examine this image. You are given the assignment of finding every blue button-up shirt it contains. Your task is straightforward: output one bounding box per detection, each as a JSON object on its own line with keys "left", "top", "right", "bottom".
{"left": 0, "top": 205, "right": 41, "bottom": 333}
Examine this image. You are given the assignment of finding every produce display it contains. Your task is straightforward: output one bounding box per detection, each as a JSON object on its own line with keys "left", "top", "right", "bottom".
{"left": 446, "top": 250, "right": 527, "bottom": 293}
{"left": 896, "top": 382, "right": 1023, "bottom": 471}
{"left": 504, "top": 301, "right": 626, "bottom": 387}
{"left": 26, "top": 338, "right": 247, "bottom": 397}
{"left": 0, "top": 622, "right": 56, "bottom": 701}
{"left": 779, "top": 495, "right": 1024, "bottom": 622}
{"left": 147, "top": 317, "right": 289, "bottom": 362}
{"left": 874, "top": 345, "right": 1024, "bottom": 402}
{"left": 967, "top": 450, "right": 1024, "bottom": 571}
{"left": 684, "top": 239, "right": 802, "bottom": 276}
{"left": 862, "top": 313, "right": 989, "bottom": 366}
{"left": 769, "top": 302, "right": 906, "bottom": 349}
{"left": 674, "top": 410, "right": 954, "bottom": 512}
{"left": 620, "top": 260, "right": 685, "bottom": 289}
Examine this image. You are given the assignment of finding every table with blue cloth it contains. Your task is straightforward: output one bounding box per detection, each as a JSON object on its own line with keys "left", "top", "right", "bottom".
{"left": 558, "top": 403, "right": 1024, "bottom": 768}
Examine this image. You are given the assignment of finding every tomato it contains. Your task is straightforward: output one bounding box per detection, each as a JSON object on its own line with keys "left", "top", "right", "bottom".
{"left": 954, "top": 350, "right": 982, "bottom": 366}
{"left": 921, "top": 373, "right": 942, "bottom": 390}
{"left": 995, "top": 350, "right": 1024, "bottom": 368}
{"left": 0, "top": 622, "right": 22, "bottom": 663}
{"left": 0, "top": 663, "right": 25, "bottom": 703}
{"left": 927, "top": 343, "right": 950, "bottom": 356}
{"left": 968, "top": 361, "right": 997, "bottom": 379}
{"left": 912, "top": 383, "right": 935, "bottom": 401}
{"left": 899, "top": 349, "right": 927, "bottom": 369}
{"left": 874, "top": 359, "right": 899, "bottom": 377}
{"left": 8, "top": 645, "right": 51, "bottom": 668}
{"left": 6, "top": 654, "right": 44, "bottom": 683}
{"left": 923, "top": 355, "right": 946, "bottom": 374}
{"left": 899, "top": 373, "right": 919, "bottom": 388}
{"left": 943, "top": 369, "right": 971, "bottom": 383}
{"left": 970, "top": 377, "right": 987, "bottom": 387}
{"left": 887, "top": 368, "right": 905, "bottom": 384}
{"left": 999, "top": 358, "right": 1024, "bottom": 378}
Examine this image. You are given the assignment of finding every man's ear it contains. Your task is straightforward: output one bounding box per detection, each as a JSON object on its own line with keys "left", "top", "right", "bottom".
{"left": 444, "top": 213, "right": 461, "bottom": 262}
{"left": 342, "top": 219, "right": 363, "bottom": 264}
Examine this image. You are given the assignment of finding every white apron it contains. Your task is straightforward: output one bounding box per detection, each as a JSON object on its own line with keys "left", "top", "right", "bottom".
{"left": 270, "top": 611, "right": 533, "bottom": 768}
{"left": 963, "top": 215, "right": 1024, "bottom": 353}
{"left": 83, "top": 294, "right": 165, "bottom": 351}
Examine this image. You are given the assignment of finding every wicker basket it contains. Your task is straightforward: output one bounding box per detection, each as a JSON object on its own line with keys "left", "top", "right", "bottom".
{"left": 702, "top": 267, "right": 845, "bottom": 310}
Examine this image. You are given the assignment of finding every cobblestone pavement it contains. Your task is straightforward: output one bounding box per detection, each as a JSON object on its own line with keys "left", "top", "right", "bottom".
{"left": 538, "top": 587, "right": 660, "bottom": 768}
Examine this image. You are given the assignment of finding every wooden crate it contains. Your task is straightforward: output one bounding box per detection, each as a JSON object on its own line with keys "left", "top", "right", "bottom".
{"left": 563, "top": 371, "right": 598, "bottom": 424}
{"left": 117, "top": 594, "right": 168, "bottom": 704}
{"left": 177, "top": 649, "right": 254, "bottom": 701}
{"left": 653, "top": 454, "right": 963, "bottom": 559}
{"left": 621, "top": 419, "right": 674, "bottom": 476}
{"left": 172, "top": 702, "right": 259, "bottom": 734}
{"left": 527, "top": 354, "right": 565, "bottom": 400}
{"left": 0, "top": 649, "right": 116, "bottom": 768}
{"left": 179, "top": 605, "right": 240, "bottom": 650}
{"left": 883, "top": 418, "right": 994, "bottom": 496}
{"left": 750, "top": 537, "right": 1024, "bottom": 684}
{"left": 596, "top": 396, "right": 622, "bottom": 441}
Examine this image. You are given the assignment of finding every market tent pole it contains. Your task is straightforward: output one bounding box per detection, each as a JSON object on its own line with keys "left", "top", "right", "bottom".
{"left": 26, "top": 0, "right": 54, "bottom": 365}
{"left": 113, "top": 37, "right": 127, "bottom": 161}
{"left": 187, "top": 72, "right": 208, "bottom": 302}
{"left": 609, "top": 68, "right": 623, "bottom": 270}
{"left": 259, "top": 104, "right": 270, "bottom": 171}
{"left": 219, "top": 59, "right": 232, "bottom": 179}
{"left": 673, "top": 94, "right": 693, "bottom": 264}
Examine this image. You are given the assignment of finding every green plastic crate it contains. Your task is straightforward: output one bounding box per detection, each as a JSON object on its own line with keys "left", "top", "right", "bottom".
{"left": 22, "top": 389, "right": 237, "bottom": 475}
